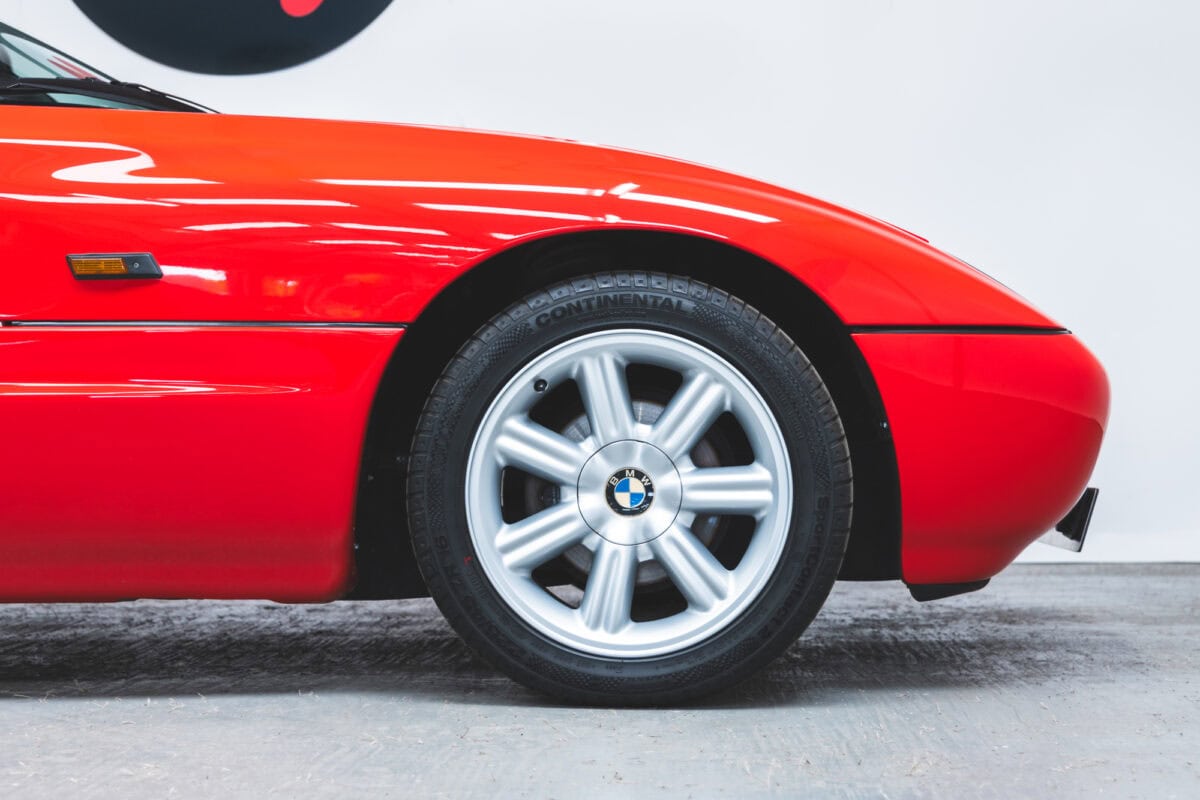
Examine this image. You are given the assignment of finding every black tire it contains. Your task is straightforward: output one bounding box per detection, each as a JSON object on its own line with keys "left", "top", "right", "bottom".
{"left": 407, "top": 271, "right": 852, "bottom": 704}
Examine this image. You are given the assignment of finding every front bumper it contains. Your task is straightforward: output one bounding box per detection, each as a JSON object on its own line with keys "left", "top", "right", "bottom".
{"left": 854, "top": 331, "right": 1109, "bottom": 584}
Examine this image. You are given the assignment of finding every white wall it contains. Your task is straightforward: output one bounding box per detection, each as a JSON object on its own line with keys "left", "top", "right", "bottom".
{"left": 6, "top": 0, "right": 1198, "bottom": 561}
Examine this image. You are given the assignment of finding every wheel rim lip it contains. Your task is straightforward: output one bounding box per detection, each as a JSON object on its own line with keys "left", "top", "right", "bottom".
{"left": 465, "top": 329, "right": 793, "bottom": 659}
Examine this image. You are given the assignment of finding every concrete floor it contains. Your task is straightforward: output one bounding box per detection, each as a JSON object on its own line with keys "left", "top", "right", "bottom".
{"left": 0, "top": 564, "right": 1196, "bottom": 799}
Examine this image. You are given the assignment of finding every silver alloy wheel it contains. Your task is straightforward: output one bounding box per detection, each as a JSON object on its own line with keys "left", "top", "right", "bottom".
{"left": 465, "top": 329, "right": 792, "bottom": 658}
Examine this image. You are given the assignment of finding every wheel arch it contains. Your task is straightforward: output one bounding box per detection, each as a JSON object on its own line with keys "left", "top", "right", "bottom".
{"left": 348, "top": 229, "right": 901, "bottom": 598}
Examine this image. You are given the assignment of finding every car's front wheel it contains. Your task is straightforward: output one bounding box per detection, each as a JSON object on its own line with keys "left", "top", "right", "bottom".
{"left": 408, "top": 272, "right": 852, "bottom": 703}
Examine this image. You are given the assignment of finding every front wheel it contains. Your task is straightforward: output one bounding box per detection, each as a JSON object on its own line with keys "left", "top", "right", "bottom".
{"left": 408, "top": 272, "right": 852, "bottom": 703}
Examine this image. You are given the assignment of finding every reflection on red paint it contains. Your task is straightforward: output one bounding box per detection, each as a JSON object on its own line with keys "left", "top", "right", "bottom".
{"left": 281, "top": 0, "right": 325, "bottom": 17}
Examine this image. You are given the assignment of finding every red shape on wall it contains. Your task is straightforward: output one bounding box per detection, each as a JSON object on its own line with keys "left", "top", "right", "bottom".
{"left": 280, "top": 0, "right": 325, "bottom": 17}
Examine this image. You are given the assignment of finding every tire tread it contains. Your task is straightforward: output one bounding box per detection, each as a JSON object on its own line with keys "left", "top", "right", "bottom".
{"left": 408, "top": 271, "right": 852, "bottom": 704}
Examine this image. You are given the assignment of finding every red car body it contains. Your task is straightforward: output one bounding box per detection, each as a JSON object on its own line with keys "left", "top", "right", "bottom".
{"left": 0, "top": 106, "right": 1109, "bottom": 602}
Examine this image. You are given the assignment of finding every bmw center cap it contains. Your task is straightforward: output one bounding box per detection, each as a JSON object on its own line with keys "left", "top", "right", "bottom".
{"left": 606, "top": 468, "right": 655, "bottom": 515}
{"left": 577, "top": 441, "right": 682, "bottom": 545}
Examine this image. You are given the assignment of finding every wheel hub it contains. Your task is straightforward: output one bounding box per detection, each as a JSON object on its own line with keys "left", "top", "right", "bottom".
{"left": 578, "top": 440, "right": 682, "bottom": 546}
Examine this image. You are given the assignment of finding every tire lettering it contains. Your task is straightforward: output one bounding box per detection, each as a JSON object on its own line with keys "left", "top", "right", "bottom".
{"left": 534, "top": 293, "right": 691, "bottom": 327}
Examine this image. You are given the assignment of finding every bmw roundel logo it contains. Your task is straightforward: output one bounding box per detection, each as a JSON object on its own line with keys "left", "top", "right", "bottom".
{"left": 606, "top": 468, "right": 655, "bottom": 516}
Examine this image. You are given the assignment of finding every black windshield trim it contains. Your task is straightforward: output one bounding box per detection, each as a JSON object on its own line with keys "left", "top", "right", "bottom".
{"left": 0, "top": 22, "right": 214, "bottom": 113}
{"left": 0, "top": 78, "right": 212, "bottom": 113}
{"left": 0, "top": 22, "right": 116, "bottom": 82}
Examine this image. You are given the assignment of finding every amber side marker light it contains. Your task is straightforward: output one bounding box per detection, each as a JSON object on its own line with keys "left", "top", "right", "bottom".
{"left": 67, "top": 253, "right": 162, "bottom": 280}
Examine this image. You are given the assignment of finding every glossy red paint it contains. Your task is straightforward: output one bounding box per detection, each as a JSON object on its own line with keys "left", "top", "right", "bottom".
{"left": 0, "top": 325, "right": 402, "bottom": 602}
{"left": 0, "top": 107, "right": 1056, "bottom": 328}
{"left": 855, "top": 332, "right": 1110, "bottom": 584}
{"left": 0, "top": 102, "right": 1108, "bottom": 600}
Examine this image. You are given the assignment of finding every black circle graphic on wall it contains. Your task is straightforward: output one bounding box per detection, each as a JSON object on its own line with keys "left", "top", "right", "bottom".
{"left": 72, "top": 0, "right": 395, "bottom": 75}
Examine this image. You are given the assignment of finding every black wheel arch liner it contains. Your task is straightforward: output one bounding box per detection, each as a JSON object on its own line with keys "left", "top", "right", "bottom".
{"left": 348, "top": 229, "right": 903, "bottom": 598}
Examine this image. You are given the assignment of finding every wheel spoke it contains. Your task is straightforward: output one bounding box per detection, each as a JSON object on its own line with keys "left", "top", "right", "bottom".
{"left": 575, "top": 352, "right": 635, "bottom": 444}
{"left": 680, "top": 463, "right": 776, "bottom": 516}
{"left": 494, "top": 416, "right": 587, "bottom": 484}
{"left": 495, "top": 505, "right": 591, "bottom": 572}
{"left": 650, "top": 524, "right": 731, "bottom": 612}
{"left": 465, "top": 328, "right": 798, "bottom": 659}
{"left": 649, "top": 372, "right": 728, "bottom": 460}
{"left": 578, "top": 541, "right": 638, "bottom": 634}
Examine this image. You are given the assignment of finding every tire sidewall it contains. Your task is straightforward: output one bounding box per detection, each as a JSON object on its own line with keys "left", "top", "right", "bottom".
{"left": 409, "top": 272, "right": 849, "bottom": 702}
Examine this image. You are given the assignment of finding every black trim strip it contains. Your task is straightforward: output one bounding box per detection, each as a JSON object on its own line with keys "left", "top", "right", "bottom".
{"left": 908, "top": 579, "right": 990, "bottom": 602}
{"left": 849, "top": 325, "right": 1069, "bottom": 335}
{"left": 5, "top": 320, "right": 407, "bottom": 329}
